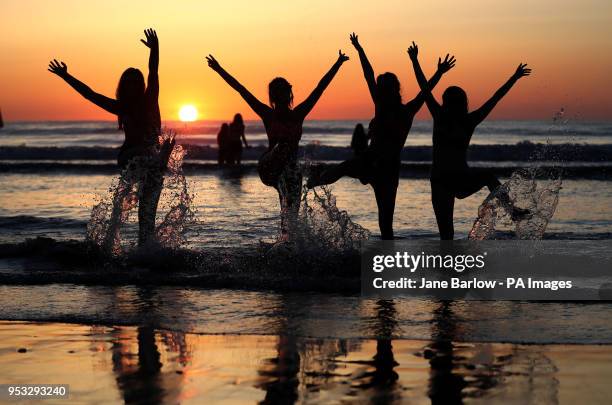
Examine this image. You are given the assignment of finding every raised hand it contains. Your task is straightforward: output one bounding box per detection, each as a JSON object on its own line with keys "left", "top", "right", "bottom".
{"left": 337, "top": 49, "right": 349, "bottom": 64}
{"left": 206, "top": 54, "right": 221, "bottom": 71}
{"left": 513, "top": 63, "right": 531, "bottom": 79}
{"left": 349, "top": 32, "right": 361, "bottom": 49}
{"left": 48, "top": 59, "right": 68, "bottom": 77}
{"left": 407, "top": 41, "right": 418, "bottom": 60}
{"left": 437, "top": 54, "right": 456, "bottom": 74}
{"left": 140, "top": 28, "right": 158, "bottom": 49}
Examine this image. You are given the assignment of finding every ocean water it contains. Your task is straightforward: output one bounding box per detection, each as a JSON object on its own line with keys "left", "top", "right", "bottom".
{"left": 1, "top": 119, "right": 611, "bottom": 244}
{"left": 2, "top": 21, "right": 612, "bottom": 404}
{"left": 3, "top": 119, "right": 612, "bottom": 148}
{"left": 0, "top": 120, "right": 611, "bottom": 351}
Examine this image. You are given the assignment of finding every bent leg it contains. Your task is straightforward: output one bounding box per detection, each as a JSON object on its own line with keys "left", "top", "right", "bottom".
{"left": 307, "top": 158, "right": 363, "bottom": 188}
{"left": 455, "top": 169, "right": 530, "bottom": 220}
{"left": 431, "top": 181, "right": 455, "bottom": 240}
{"left": 373, "top": 181, "right": 398, "bottom": 240}
{"left": 455, "top": 169, "right": 501, "bottom": 199}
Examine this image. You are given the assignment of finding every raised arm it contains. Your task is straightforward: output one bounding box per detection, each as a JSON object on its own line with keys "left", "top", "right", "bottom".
{"left": 140, "top": 28, "right": 159, "bottom": 98}
{"left": 294, "top": 50, "right": 349, "bottom": 119}
{"left": 206, "top": 55, "right": 271, "bottom": 119}
{"left": 407, "top": 53, "right": 455, "bottom": 111}
{"left": 408, "top": 42, "right": 453, "bottom": 118}
{"left": 350, "top": 33, "right": 377, "bottom": 103}
{"left": 470, "top": 63, "right": 531, "bottom": 125}
{"left": 48, "top": 59, "right": 118, "bottom": 114}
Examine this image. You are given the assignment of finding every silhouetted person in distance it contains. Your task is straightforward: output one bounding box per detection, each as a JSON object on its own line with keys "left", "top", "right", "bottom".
{"left": 48, "top": 28, "right": 174, "bottom": 250}
{"left": 206, "top": 50, "right": 348, "bottom": 241}
{"left": 307, "top": 33, "right": 454, "bottom": 240}
{"left": 350, "top": 123, "right": 368, "bottom": 156}
{"left": 228, "top": 113, "right": 249, "bottom": 165}
{"left": 217, "top": 122, "right": 230, "bottom": 165}
{"left": 408, "top": 41, "right": 532, "bottom": 240}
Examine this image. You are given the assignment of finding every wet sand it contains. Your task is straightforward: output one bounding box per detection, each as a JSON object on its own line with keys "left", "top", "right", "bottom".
{"left": 1, "top": 321, "right": 612, "bottom": 404}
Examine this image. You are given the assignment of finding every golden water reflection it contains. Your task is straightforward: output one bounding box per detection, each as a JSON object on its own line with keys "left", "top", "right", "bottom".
{"left": 2, "top": 312, "right": 612, "bottom": 404}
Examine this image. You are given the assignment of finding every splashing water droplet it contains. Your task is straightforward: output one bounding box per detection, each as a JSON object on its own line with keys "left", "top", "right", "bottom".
{"left": 469, "top": 167, "right": 562, "bottom": 240}
{"left": 86, "top": 129, "right": 195, "bottom": 255}
{"left": 296, "top": 185, "right": 370, "bottom": 252}
{"left": 469, "top": 112, "right": 572, "bottom": 240}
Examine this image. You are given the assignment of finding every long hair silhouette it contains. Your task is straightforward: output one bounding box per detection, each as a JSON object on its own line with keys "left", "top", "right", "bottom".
{"left": 441, "top": 86, "right": 468, "bottom": 116}
{"left": 375, "top": 72, "right": 402, "bottom": 112}
{"left": 232, "top": 113, "right": 244, "bottom": 127}
{"left": 268, "top": 77, "right": 294, "bottom": 110}
{"left": 116, "top": 68, "right": 146, "bottom": 130}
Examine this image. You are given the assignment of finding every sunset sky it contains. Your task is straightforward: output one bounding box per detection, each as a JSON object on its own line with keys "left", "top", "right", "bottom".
{"left": 1, "top": 0, "right": 611, "bottom": 121}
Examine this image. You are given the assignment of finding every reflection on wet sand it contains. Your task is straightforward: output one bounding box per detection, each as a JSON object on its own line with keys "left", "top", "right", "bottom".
{"left": 1, "top": 320, "right": 611, "bottom": 403}
{"left": 0, "top": 290, "right": 609, "bottom": 404}
{"left": 422, "top": 301, "right": 560, "bottom": 404}
{"left": 107, "top": 288, "right": 193, "bottom": 404}
{"left": 348, "top": 299, "right": 402, "bottom": 403}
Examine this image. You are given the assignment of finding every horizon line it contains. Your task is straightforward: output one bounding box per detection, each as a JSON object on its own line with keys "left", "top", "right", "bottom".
{"left": 3, "top": 117, "right": 611, "bottom": 123}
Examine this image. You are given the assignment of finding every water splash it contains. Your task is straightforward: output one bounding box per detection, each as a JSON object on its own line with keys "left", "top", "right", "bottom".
{"left": 295, "top": 185, "right": 370, "bottom": 252}
{"left": 86, "top": 129, "right": 195, "bottom": 254}
{"left": 154, "top": 131, "right": 196, "bottom": 249}
{"left": 468, "top": 167, "right": 562, "bottom": 240}
{"left": 268, "top": 155, "right": 369, "bottom": 252}
{"left": 469, "top": 111, "right": 567, "bottom": 240}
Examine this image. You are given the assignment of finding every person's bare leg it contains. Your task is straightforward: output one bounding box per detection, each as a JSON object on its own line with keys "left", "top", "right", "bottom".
{"left": 431, "top": 182, "right": 455, "bottom": 240}
{"left": 483, "top": 172, "right": 531, "bottom": 221}
{"left": 103, "top": 174, "right": 137, "bottom": 253}
{"left": 306, "top": 159, "right": 360, "bottom": 188}
{"left": 373, "top": 182, "right": 397, "bottom": 240}
{"left": 278, "top": 167, "right": 303, "bottom": 242}
{"left": 138, "top": 168, "right": 164, "bottom": 247}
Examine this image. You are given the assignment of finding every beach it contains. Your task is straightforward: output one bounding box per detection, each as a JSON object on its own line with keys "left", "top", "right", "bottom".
{"left": 1, "top": 120, "right": 612, "bottom": 403}
{"left": 2, "top": 319, "right": 612, "bottom": 404}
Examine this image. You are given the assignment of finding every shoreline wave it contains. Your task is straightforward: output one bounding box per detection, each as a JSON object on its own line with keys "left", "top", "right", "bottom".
{"left": 1, "top": 161, "right": 610, "bottom": 179}
{"left": 2, "top": 142, "right": 611, "bottom": 162}
{"left": 3, "top": 119, "right": 612, "bottom": 137}
{"left": 1, "top": 236, "right": 611, "bottom": 291}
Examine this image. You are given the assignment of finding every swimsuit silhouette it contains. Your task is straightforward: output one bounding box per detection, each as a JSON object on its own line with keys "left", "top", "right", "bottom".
{"left": 307, "top": 33, "right": 453, "bottom": 240}
{"left": 206, "top": 50, "right": 348, "bottom": 241}
{"left": 409, "top": 41, "right": 531, "bottom": 239}
{"left": 48, "top": 28, "right": 174, "bottom": 250}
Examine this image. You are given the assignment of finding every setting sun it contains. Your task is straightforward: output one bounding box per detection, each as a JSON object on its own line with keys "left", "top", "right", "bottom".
{"left": 179, "top": 105, "right": 198, "bottom": 122}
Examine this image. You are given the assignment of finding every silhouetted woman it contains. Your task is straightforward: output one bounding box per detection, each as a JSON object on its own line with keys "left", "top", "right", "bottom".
{"left": 48, "top": 28, "right": 174, "bottom": 251}
{"left": 307, "top": 33, "right": 453, "bottom": 240}
{"left": 228, "top": 113, "right": 248, "bottom": 165}
{"left": 217, "top": 122, "right": 230, "bottom": 165}
{"left": 408, "top": 41, "right": 531, "bottom": 240}
{"left": 206, "top": 51, "right": 348, "bottom": 241}
{"left": 350, "top": 123, "right": 368, "bottom": 156}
